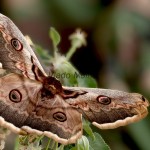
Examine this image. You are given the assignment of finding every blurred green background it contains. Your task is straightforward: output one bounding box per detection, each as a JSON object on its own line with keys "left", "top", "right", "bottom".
{"left": 1, "top": 0, "right": 150, "bottom": 149}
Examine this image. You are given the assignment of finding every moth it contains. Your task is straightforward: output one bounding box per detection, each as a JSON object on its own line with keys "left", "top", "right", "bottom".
{"left": 0, "top": 13, "right": 149, "bottom": 145}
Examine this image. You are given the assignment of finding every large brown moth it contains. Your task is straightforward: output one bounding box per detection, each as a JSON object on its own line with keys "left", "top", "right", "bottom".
{"left": 0, "top": 13, "right": 149, "bottom": 145}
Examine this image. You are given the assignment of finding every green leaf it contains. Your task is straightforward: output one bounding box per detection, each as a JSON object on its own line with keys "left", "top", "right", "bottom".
{"left": 57, "top": 145, "right": 64, "bottom": 150}
{"left": 128, "top": 121, "right": 150, "bottom": 150}
{"left": 35, "top": 45, "right": 51, "bottom": 60}
{"left": 88, "top": 133, "right": 110, "bottom": 150}
{"left": 65, "top": 144, "right": 76, "bottom": 150}
{"left": 83, "top": 119, "right": 95, "bottom": 140}
{"left": 77, "top": 76, "right": 97, "bottom": 88}
{"left": 49, "top": 27, "right": 61, "bottom": 47}
{"left": 14, "top": 136, "right": 20, "bottom": 150}
{"left": 77, "top": 136, "right": 89, "bottom": 150}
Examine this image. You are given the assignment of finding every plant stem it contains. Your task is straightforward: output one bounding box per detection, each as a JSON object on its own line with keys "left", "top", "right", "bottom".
{"left": 45, "top": 138, "right": 51, "bottom": 150}
{"left": 66, "top": 45, "right": 76, "bottom": 61}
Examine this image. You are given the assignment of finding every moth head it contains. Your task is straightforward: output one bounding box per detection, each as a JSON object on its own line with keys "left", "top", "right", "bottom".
{"left": 41, "top": 76, "right": 63, "bottom": 99}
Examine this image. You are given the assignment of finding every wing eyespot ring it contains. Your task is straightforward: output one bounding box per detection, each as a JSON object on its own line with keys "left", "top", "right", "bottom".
{"left": 11, "top": 38, "right": 23, "bottom": 51}
{"left": 97, "top": 95, "right": 111, "bottom": 105}
{"left": 9, "top": 89, "right": 22, "bottom": 103}
{"left": 53, "top": 112, "right": 67, "bottom": 122}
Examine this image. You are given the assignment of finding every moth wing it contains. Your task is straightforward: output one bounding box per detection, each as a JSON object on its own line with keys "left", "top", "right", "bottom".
{"left": 0, "top": 13, "right": 47, "bottom": 80}
{"left": 23, "top": 95, "right": 82, "bottom": 145}
{"left": 0, "top": 73, "right": 82, "bottom": 145}
{"left": 0, "top": 73, "right": 42, "bottom": 134}
{"left": 63, "top": 87, "right": 149, "bottom": 129}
